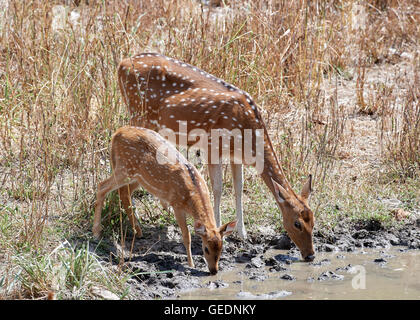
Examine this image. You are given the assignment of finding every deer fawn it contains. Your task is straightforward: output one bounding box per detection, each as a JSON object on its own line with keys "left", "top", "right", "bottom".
{"left": 117, "top": 53, "right": 315, "bottom": 262}
{"left": 93, "top": 126, "right": 237, "bottom": 274}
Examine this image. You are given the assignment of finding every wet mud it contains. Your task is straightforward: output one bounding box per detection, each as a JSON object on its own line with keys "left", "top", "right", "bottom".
{"left": 91, "top": 217, "right": 420, "bottom": 299}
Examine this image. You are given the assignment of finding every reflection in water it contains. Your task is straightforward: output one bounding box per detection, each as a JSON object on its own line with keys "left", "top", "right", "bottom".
{"left": 180, "top": 247, "right": 420, "bottom": 300}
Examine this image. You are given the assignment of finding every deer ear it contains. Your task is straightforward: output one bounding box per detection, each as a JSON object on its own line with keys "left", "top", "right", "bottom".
{"left": 271, "top": 178, "right": 289, "bottom": 204}
{"left": 219, "top": 220, "right": 237, "bottom": 237}
{"left": 194, "top": 220, "right": 207, "bottom": 236}
{"left": 301, "top": 174, "right": 312, "bottom": 201}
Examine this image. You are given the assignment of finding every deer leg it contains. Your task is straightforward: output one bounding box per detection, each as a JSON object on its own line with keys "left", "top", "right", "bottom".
{"left": 232, "top": 163, "right": 247, "bottom": 239}
{"left": 208, "top": 163, "right": 223, "bottom": 227}
{"left": 160, "top": 199, "right": 171, "bottom": 213}
{"left": 93, "top": 173, "right": 129, "bottom": 238}
{"left": 118, "top": 181, "right": 142, "bottom": 238}
{"left": 174, "top": 208, "right": 194, "bottom": 268}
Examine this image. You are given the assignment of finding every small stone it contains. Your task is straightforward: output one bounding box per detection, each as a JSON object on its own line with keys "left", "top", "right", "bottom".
{"left": 336, "top": 264, "right": 356, "bottom": 273}
{"left": 264, "top": 257, "right": 278, "bottom": 266}
{"left": 274, "top": 254, "right": 298, "bottom": 265}
{"left": 246, "top": 256, "right": 265, "bottom": 269}
{"left": 241, "top": 269, "right": 268, "bottom": 281}
{"left": 249, "top": 273, "right": 268, "bottom": 281}
{"left": 409, "top": 240, "right": 420, "bottom": 249}
{"left": 269, "top": 265, "right": 287, "bottom": 272}
{"left": 235, "top": 252, "right": 253, "bottom": 263}
{"left": 318, "top": 271, "right": 344, "bottom": 281}
{"left": 280, "top": 274, "right": 296, "bottom": 281}
{"left": 270, "top": 234, "right": 292, "bottom": 250}
{"left": 310, "top": 258, "right": 331, "bottom": 267}
{"left": 206, "top": 280, "right": 229, "bottom": 290}
{"left": 324, "top": 244, "right": 337, "bottom": 252}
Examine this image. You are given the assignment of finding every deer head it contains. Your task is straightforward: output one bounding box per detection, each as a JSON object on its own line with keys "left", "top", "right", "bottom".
{"left": 194, "top": 220, "right": 237, "bottom": 274}
{"left": 272, "top": 175, "right": 315, "bottom": 261}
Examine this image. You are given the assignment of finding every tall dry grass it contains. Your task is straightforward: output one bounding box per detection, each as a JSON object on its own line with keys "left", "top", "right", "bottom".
{"left": 0, "top": 0, "right": 419, "bottom": 299}
{"left": 379, "top": 62, "right": 420, "bottom": 179}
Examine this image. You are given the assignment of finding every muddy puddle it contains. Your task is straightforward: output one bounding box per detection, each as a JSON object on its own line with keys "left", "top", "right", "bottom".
{"left": 179, "top": 247, "right": 420, "bottom": 300}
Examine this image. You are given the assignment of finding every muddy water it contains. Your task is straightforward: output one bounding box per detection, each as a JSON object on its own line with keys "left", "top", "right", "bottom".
{"left": 180, "top": 247, "right": 420, "bottom": 300}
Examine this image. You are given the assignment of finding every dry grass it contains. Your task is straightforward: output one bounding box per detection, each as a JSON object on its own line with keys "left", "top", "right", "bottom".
{"left": 0, "top": 0, "right": 419, "bottom": 299}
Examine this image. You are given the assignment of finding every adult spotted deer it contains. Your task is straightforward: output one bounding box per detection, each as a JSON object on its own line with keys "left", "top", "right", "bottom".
{"left": 93, "top": 126, "right": 237, "bottom": 274}
{"left": 117, "top": 52, "right": 315, "bottom": 261}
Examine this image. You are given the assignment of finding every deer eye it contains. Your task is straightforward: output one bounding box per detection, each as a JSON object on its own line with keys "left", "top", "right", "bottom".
{"left": 294, "top": 221, "right": 302, "bottom": 230}
{"left": 205, "top": 247, "right": 209, "bottom": 254}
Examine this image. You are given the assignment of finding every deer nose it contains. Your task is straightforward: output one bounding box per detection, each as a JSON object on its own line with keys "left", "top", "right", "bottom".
{"left": 209, "top": 269, "right": 218, "bottom": 275}
{"left": 304, "top": 254, "right": 315, "bottom": 262}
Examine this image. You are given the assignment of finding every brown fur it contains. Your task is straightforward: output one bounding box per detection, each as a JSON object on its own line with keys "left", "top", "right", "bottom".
{"left": 93, "top": 126, "right": 236, "bottom": 273}
{"left": 117, "top": 53, "right": 315, "bottom": 261}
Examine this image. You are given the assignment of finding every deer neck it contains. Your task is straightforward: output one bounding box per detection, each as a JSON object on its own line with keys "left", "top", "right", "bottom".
{"left": 260, "top": 131, "right": 295, "bottom": 200}
{"left": 186, "top": 192, "right": 217, "bottom": 230}
{"left": 182, "top": 165, "right": 217, "bottom": 230}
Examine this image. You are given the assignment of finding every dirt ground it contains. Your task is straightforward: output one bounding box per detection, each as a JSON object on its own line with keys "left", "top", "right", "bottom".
{"left": 86, "top": 213, "right": 419, "bottom": 299}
